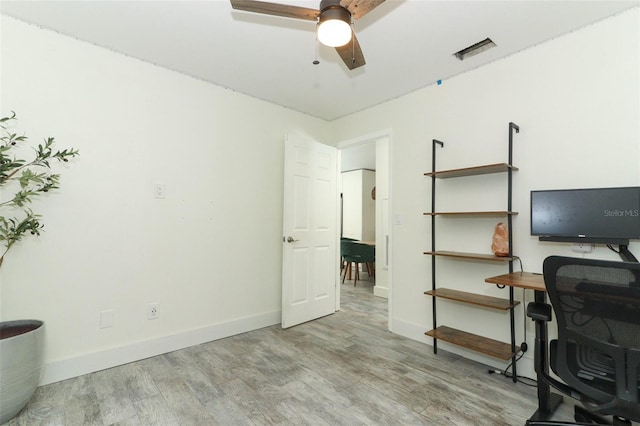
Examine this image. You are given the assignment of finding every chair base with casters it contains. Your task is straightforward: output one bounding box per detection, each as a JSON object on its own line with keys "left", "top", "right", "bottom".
{"left": 527, "top": 406, "right": 632, "bottom": 425}
{"left": 573, "top": 406, "right": 629, "bottom": 426}
{"left": 525, "top": 256, "right": 640, "bottom": 426}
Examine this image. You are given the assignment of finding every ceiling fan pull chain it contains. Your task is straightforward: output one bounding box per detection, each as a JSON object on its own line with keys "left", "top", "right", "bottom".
{"left": 351, "top": 24, "right": 355, "bottom": 64}
{"left": 313, "top": 26, "right": 320, "bottom": 65}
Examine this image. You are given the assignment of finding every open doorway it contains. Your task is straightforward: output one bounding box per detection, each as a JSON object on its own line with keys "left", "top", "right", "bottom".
{"left": 338, "top": 133, "right": 391, "bottom": 326}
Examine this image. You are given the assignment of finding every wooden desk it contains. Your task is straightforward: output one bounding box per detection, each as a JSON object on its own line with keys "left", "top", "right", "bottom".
{"left": 485, "top": 271, "right": 563, "bottom": 422}
{"left": 484, "top": 271, "right": 546, "bottom": 292}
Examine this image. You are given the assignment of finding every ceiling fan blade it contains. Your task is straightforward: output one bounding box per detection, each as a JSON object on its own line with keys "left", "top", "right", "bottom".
{"left": 231, "top": 0, "right": 319, "bottom": 21}
{"left": 340, "top": 0, "right": 385, "bottom": 20}
{"left": 335, "top": 32, "right": 365, "bottom": 70}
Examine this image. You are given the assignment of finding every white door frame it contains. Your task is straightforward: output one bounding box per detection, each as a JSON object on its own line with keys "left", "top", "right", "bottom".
{"left": 337, "top": 129, "right": 393, "bottom": 331}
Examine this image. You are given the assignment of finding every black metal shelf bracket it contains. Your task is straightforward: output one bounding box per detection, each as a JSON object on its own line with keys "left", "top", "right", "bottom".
{"left": 431, "top": 139, "right": 444, "bottom": 354}
{"left": 507, "top": 122, "right": 519, "bottom": 382}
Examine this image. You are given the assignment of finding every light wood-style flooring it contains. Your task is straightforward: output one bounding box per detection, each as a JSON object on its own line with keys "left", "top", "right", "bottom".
{"left": 7, "top": 275, "right": 576, "bottom": 425}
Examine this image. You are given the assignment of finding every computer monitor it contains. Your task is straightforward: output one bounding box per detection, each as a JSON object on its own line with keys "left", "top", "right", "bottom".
{"left": 530, "top": 186, "right": 640, "bottom": 245}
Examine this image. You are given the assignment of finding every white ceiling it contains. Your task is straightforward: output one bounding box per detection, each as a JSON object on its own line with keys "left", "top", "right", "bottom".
{"left": 1, "top": 0, "right": 638, "bottom": 121}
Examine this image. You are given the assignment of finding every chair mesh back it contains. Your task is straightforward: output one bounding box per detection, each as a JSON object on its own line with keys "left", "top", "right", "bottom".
{"left": 544, "top": 256, "right": 640, "bottom": 419}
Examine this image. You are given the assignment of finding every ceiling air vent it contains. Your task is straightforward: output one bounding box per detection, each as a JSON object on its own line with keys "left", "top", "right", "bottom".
{"left": 454, "top": 38, "right": 496, "bottom": 60}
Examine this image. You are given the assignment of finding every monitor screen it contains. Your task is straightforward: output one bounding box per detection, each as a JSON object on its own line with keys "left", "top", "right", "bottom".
{"left": 531, "top": 187, "right": 640, "bottom": 244}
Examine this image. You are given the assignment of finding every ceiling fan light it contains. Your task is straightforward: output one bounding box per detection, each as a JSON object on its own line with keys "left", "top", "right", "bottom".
{"left": 317, "top": 7, "right": 352, "bottom": 47}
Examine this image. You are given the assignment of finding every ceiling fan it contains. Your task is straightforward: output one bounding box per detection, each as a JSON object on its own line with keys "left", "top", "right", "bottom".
{"left": 230, "top": 0, "right": 386, "bottom": 70}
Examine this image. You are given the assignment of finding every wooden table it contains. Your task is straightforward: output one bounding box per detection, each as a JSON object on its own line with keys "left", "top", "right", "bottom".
{"left": 485, "top": 272, "right": 563, "bottom": 422}
{"left": 352, "top": 240, "right": 375, "bottom": 246}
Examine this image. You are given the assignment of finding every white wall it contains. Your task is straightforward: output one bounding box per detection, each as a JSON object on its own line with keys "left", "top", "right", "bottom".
{"left": 341, "top": 169, "right": 376, "bottom": 241}
{"left": 0, "top": 16, "right": 331, "bottom": 384}
{"left": 340, "top": 143, "right": 376, "bottom": 172}
{"left": 332, "top": 8, "right": 640, "bottom": 377}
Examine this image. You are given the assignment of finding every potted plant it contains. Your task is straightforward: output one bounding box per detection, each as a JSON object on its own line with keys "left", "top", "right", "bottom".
{"left": 0, "top": 112, "right": 78, "bottom": 424}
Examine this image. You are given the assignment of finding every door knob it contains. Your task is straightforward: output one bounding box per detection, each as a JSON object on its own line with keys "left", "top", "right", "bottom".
{"left": 286, "top": 236, "right": 299, "bottom": 243}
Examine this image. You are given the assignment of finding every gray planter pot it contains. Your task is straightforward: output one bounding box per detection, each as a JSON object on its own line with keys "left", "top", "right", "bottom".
{"left": 0, "top": 320, "right": 45, "bottom": 424}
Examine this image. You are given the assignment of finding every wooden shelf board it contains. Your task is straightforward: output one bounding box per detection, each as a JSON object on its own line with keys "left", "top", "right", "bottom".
{"left": 424, "top": 251, "right": 513, "bottom": 262}
{"left": 425, "top": 326, "right": 520, "bottom": 360}
{"left": 424, "top": 163, "right": 518, "bottom": 179}
{"left": 485, "top": 272, "right": 546, "bottom": 292}
{"left": 425, "top": 288, "right": 519, "bottom": 310}
{"left": 424, "top": 211, "right": 518, "bottom": 217}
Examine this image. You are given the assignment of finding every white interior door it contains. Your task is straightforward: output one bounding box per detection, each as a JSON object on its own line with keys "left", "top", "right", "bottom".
{"left": 282, "top": 133, "right": 338, "bottom": 329}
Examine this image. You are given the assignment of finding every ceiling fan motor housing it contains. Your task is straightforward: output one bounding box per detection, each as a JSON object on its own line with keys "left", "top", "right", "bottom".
{"left": 319, "top": 0, "right": 351, "bottom": 22}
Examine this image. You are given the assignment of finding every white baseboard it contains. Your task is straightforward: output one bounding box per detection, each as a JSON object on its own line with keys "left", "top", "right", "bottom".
{"left": 373, "top": 285, "right": 388, "bottom": 298}
{"left": 40, "top": 310, "right": 281, "bottom": 385}
{"left": 391, "top": 317, "right": 432, "bottom": 344}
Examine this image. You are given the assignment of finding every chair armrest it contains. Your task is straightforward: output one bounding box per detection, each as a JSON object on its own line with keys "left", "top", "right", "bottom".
{"left": 527, "top": 302, "right": 552, "bottom": 322}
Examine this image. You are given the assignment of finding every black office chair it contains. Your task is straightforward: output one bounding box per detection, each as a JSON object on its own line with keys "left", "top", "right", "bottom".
{"left": 526, "top": 256, "right": 640, "bottom": 426}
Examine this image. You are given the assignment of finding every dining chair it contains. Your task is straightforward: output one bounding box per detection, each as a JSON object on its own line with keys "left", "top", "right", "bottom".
{"left": 341, "top": 241, "right": 375, "bottom": 287}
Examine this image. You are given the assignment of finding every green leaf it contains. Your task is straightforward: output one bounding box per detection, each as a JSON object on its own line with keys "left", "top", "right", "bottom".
{"left": 0, "top": 112, "right": 78, "bottom": 265}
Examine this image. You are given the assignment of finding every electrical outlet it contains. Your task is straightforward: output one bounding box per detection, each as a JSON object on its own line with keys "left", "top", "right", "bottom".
{"left": 148, "top": 303, "right": 159, "bottom": 320}
{"left": 572, "top": 243, "right": 594, "bottom": 253}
